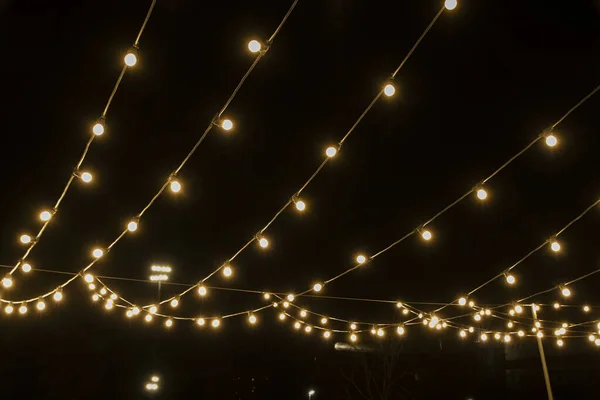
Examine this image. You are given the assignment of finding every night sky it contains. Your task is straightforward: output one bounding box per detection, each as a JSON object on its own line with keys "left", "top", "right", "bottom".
{"left": 1, "top": 0, "right": 600, "bottom": 398}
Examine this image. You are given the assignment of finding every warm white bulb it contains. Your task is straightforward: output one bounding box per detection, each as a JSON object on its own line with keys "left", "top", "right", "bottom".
{"left": 283, "top": 301, "right": 290, "bottom": 308}
{"left": 350, "top": 334, "right": 357, "bottom": 342}
{"left": 110, "top": 293, "right": 117, "bottom": 301}
{"left": 557, "top": 339, "right": 564, "bottom": 347}
{"left": 36, "top": 300, "right": 45, "bottom": 311}
{"left": 458, "top": 297, "right": 467, "bottom": 306}
{"left": 514, "top": 305, "right": 523, "bottom": 314}
{"left": 518, "top": 330, "right": 525, "bottom": 337}
{"left": 149, "top": 305, "right": 158, "bottom": 314}
{"left": 222, "top": 266, "right": 233, "bottom": 277}
{"left": 596, "top": 339, "right": 600, "bottom": 347}
{"left": 402, "top": 308, "right": 409, "bottom": 315}
{"left": 545, "top": 134, "right": 557, "bottom": 147}
{"left": 165, "top": 319, "right": 173, "bottom": 328}
{"left": 295, "top": 200, "right": 306, "bottom": 211}
{"left": 550, "top": 240, "right": 561, "bottom": 252}
{"left": 494, "top": 333, "right": 501, "bottom": 340}
{"left": 321, "top": 317, "right": 328, "bottom": 325}
{"left": 19, "top": 305, "right": 27, "bottom": 314}
{"left": 421, "top": 230, "right": 432, "bottom": 241}
{"left": 81, "top": 172, "right": 93, "bottom": 183}
{"left": 468, "top": 300, "right": 475, "bottom": 308}
{"left": 258, "top": 237, "right": 269, "bottom": 248}
{"left": 211, "top": 319, "right": 220, "bottom": 328}
{"left": 5, "top": 305, "right": 13, "bottom": 314}
{"left": 383, "top": 83, "right": 395, "bottom": 97}
{"left": 313, "top": 283, "right": 323, "bottom": 292}
{"left": 324, "top": 331, "right": 331, "bottom": 339}
{"left": 504, "top": 335, "right": 511, "bottom": 343}
{"left": 396, "top": 326, "right": 405, "bottom": 335}
{"left": 553, "top": 302, "right": 560, "bottom": 309}
{"left": 476, "top": 188, "right": 487, "bottom": 200}
{"left": 145, "top": 314, "right": 152, "bottom": 322}
{"left": 21, "top": 263, "right": 32, "bottom": 273}
{"left": 474, "top": 314, "right": 481, "bottom": 322}
{"left": 304, "top": 325, "right": 312, "bottom": 333}
{"left": 127, "top": 220, "right": 138, "bottom": 232}
{"left": 459, "top": 330, "right": 467, "bottom": 338}
{"left": 506, "top": 274, "right": 516, "bottom": 285}
{"left": 100, "top": 288, "right": 107, "bottom": 295}
{"left": 124, "top": 52, "right": 137, "bottom": 67}
{"left": 583, "top": 305, "right": 590, "bottom": 312}
{"left": 20, "top": 234, "right": 32, "bottom": 244}
{"left": 537, "top": 331, "right": 544, "bottom": 338}
{"left": 300, "top": 310, "right": 307, "bottom": 318}
{"left": 126, "top": 310, "right": 134, "bottom": 318}
{"left": 350, "top": 323, "right": 357, "bottom": 330}
{"left": 356, "top": 255, "right": 367, "bottom": 264}
{"left": 92, "top": 248, "right": 104, "bottom": 258}
{"left": 92, "top": 294, "right": 99, "bottom": 302}
{"left": 535, "top": 321, "right": 541, "bottom": 328}
{"left": 198, "top": 286, "right": 207, "bottom": 296}
{"left": 248, "top": 40, "right": 261, "bottom": 53}
{"left": 480, "top": 333, "right": 488, "bottom": 341}
{"left": 84, "top": 274, "right": 94, "bottom": 283}
{"left": 170, "top": 298, "right": 179, "bottom": 308}
{"left": 561, "top": 287, "right": 571, "bottom": 297}
{"left": 589, "top": 334, "right": 596, "bottom": 342}
{"left": 170, "top": 180, "right": 181, "bottom": 193}
{"left": 221, "top": 119, "right": 233, "bottom": 131}
{"left": 40, "top": 210, "right": 53, "bottom": 222}
{"left": 287, "top": 294, "right": 295, "bottom": 302}
{"left": 196, "top": 318, "right": 205, "bottom": 326}
{"left": 377, "top": 329, "right": 384, "bottom": 337}
{"left": 2, "top": 277, "right": 13, "bottom": 288}
{"left": 279, "top": 313, "right": 286, "bottom": 320}
{"left": 444, "top": 0, "right": 457, "bottom": 10}
{"left": 93, "top": 122, "right": 105, "bottom": 136}
{"left": 325, "top": 146, "right": 337, "bottom": 158}
{"left": 105, "top": 300, "right": 113, "bottom": 310}
{"left": 53, "top": 291, "right": 63, "bottom": 302}
{"left": 507, "top": 322, "right": 514, "bottom": 328}
{"left": 263, "top": 293, "right": 271, "bottom": 300}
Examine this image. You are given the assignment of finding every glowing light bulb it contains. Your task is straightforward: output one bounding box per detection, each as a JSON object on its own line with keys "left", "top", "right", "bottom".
{"left": 294, "top": 322, "right": 301, "bottom": 330}
{"left": 196, "top": 318, "right": 205, "bottom": 326}
{"left": 507, "top": 322, "right": 514, "bottom": 328}
{"left": 444, "top": 0, "right": 457, "bottom": 10}
{"left": 5, "top": 305, "right": 13, "bottom": 314}
{"left": 545, "top": 134, "right": 557, "bottom": 147}
{"left": 403, "top": 309, "right": 409, "bottom": 315}
{"left": 211, "top": 319, "right": 220, "bottom": 328}
{"left": 421, "top": 229, "right": 432, "bottom": 241}
{"left": 105, "top": 300, "right": 114, "bottom": 310}
{"left": 84, "top": 274, "right": 94, "bottom": 283}
{"left": 126, "top": 310, "right": 133, "bottom": 318}
{"left": 92, "top": 248, "right": 104, "bottom": 258}
{"left": 80, "top": 172, "right": 93, "bottom": 183}
{"left": 300, "top": 310, "right": 307, "bottom": 318}
{"left": 596, "top": 339, "right": 600, "bottom": 347}
{"left": 21, "top": 263, "right": 32, "bottom": 273}
{"left": 504, "top": 335, "right": 511, "bottom": 343}
{"left": 2, "top": 277, "right": 13, "bottom": 288}
{"left": 145, "top": 314, "right": 152, "bottom": 322}
{"left": 295, "top": 200, "right": 306, "bottom": 211}
{"left": 92, "top": 121, "right": 105, "bottom": 136}
{"left": 53, "top": 291, "right": 63, "bottom": 302}
{"left": 19, "top": 305, "right": 27, "bottom": 314}
{"left": 221, "top": 119, "right": 233, "bottom": 131}
{"left": 279, "top": 313, "right": 286, "bottom": 320}
{"left": 110, "top": 293, "right": 117, "bottom": 301}
{"left": 170, "top": 298, "right": 179, "bottom": 308}
{"left": 494, "top": 333, "right": 501, "bottom": 340}
{"left": 99, "top": 288, "right": 107, "bottom": 295}
{"left": 589, "top": 334, "right": 596, "bottom": 342}
{"left": 131, "top": 307, "right": 140, "bottom": 315}
{"left": 149, "top": 306, "right": 158, "bottom": 314}
{"left": 170, "top": 180, "right": 181, "bottom": 193}
{"left": 165, "top": 319, "right": 173, "bottom": 328}
{"left": 383, "top": 83, "right": 395, "bottom": 97}
{"left": 460, "top": 330, "right": 467, "bottom": 338}
{"left": 476, "top": 188, "right": 487, "bottom": 200}
{"left": 458, "top": 297, "right": 467, "bottom": 306}
{"left": 313, "top": 283, "right": 323, "bottom": 292}
{"left": 474, "top": 314, "right": 481, "bottom": 322}
{"left": 553, "top": 302, "right": 560, "bottom": 309}
{"left": 480, "top": 333, "right": 488, "bottom": 341}
{"left": 537, "top": 331, "right": 544, "bottom": 338}
{"left": 320, "top": 317, "right": 328, "bottom": 325}
{"left": 127, "top": 220, "right": 138, "bottom": 232}
{"left": 485, "top": 309, "right": 491, "bottom": 316}
{"left": 287, "top": 294, "right": 295, "bottom": 302}
{"left": 350, "top": 334, "right": 357, "bottom": 342}
{"left": 468, "top": 327, "right": 474, "bottom": 333}
{"left": 325, "top": 146, "right": 337, "bottom": 158}
{"left": 356, "top": 255, "right": 367, "bottom": 264}
{"left": 324, "top": 331, "right": 331, "bottom": 339}
{"left": 283, "top": 301, "right": 290, "bottom": 308}
{"left": 36, "top": 300, "right": 45, "bottom": 311}
{"left": 92, "top": 294, "right": 99, "bottom": 302}
{"left": 40, "top": 210, "right": 53, "bottom": 222}
{"left": 263, "top": 293, "right": 271, "bottom": 300}
{"left": 506, "top": 274, "right": 516, "bottom": 285}
{"left": 550, "top": 240, "right": 561, "bottom": 252}
{"left": 396, "top": 326, "right": 405, "bottom": 335}
{"left": 561, "top": 287, "right": 571, "bottom": 297}
{"left": 198, "top": 286, "right": 207, "bottom": 296}
{"left": 258, "top": 236, "right": 269, "bottom": 248}
{"left": 304, "top": 325, "right": 312, "bottom": 333}
{"left": 556, "top": 339, "right": 564, "bottom": 347}
{"left": 377, "top": 329, "right": 384, "bottom": 337}
{"left": 518, "top": 330, "right": 525, "bottom": 337}
{"left": 583, "top": 305, "right": 590, "bottom": 312}
{"left": 248, "top": 40, "right": 261, "bottom": 53}
{"left": 20, "top": 234, "right": 32, "bottom": 244}
{"left": 223, "top": 266, "right": 233, "bottom": 277}
{"left": 535, "top": 321, "right": 541, "bottom": 328}
{"left": 124, "top": 51, "right": 137, "bottom": 67}
{"left": 514, "top": 305, "right": 523, "bottom": 314}
{"left": 350, "top": 323, "right": 357, "bottom": 330}
{"left": 468, "top": 300, "right": 475, "bottom": 308}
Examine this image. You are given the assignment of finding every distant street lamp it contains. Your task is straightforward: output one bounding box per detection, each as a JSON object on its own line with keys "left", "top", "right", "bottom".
{"left": 149, "top": 265, "right": 171, "bottom": 300}
{"left": 308, "top": 389, "right": 315, "bottom": 399}
{"left": 144, "top": 374, "right": 160, "bottom": 392}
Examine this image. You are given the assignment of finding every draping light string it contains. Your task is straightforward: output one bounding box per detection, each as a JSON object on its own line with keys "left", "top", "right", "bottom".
{"left": 5, "top": 0, "right": 158, "bottom": 284}
{"left": 0, "top": 0, "right": 300, "bottom": 301}
{"left": 100, "top": 1, "right": 454, "bottom": 312}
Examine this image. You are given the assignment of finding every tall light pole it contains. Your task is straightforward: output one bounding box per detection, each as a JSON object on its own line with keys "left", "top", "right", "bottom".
{"left": 149, "top": 265, "right": 171, "bottom": 301}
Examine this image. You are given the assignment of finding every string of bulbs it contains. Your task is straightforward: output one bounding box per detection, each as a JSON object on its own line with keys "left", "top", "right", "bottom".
{"left": 6, "top": 0, "right": 158, "bottom": 281}
{"left": 0, "top": 0, "right": 300, "bottom": 303}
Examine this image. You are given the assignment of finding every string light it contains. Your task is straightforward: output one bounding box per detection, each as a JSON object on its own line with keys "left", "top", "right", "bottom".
{"left": 589, "top": 334, "right": 596, "bottom": 342}
{"left": 170, "top": 298, "right": 179, "bottom": 308}
{"left": 537, "top": 331, "right": 544, "bottom": 338}
{"left": 535, "top": 321, "right": 541, "bottom": 328}
{"left": 304, "top": 325, "right": 312, "bottom": 333}
{"left": 550, "top": 239, "right": 561, "bottom": 252}
{"left": 583, "top": 305, "right": 590, "bottom": 312}
{"left": 324, "top": 331, "right": 331, "bottom": 339}
{"left": 149, "top": 305, "right": 158, "bottom": 314}
{"left": 221, "top": 119, "right": 233, "bottom": 131}
{"left": 35, "top": 299, "right": 45, "bottom": 311}
{"left": 320, "top": 317, "right": 328, "bottom": 325}
{"left": 223, "top": 265, "right": 233, "bottom": 277}
{"left": 126, "top": 309, "right": 134, "bottom": 318}
{"left": 514, "top": 305, "right": 523, "bottom": 314}
{"left": 21, "top": 263, "right": 32, "bottom": 273}
{"left": 459, "top": 330, "right": 467, "bottom": 338}
{"left": 2, "top": 276, "right": 13, "bottom": 288}
{"left": 480, "top": 333, "right": 488, "bottom": 341}
{"left": 294, "top": 198, "right": 306, "bottom": 211}
{"left": 5, "top": 304, "right": 13, "bottom": 314}
{"left": 300, "top": 310, "right": 307, "bottom": 318}
{"left": 507, "top": 322, "right": 514, "bottom": 328}
{"left": 170, "top": 180, "right": 181, "bottom": 193}
{"left": 596, "top": 339, "right": 600, "bottom": 347}
{"left": 132, "top": 306, "right": 140, "bottom": 315}
{"left": 377, "top": 328, "right": 385, "bottom": 337}
{"left": 287, "top": 294, "right": 295, "bottom": 302}
{"left": 458, "top": 297, "right": 467, "bottom": 306}
{"left": 420, "top": 229, "right": 432, "bottom": 241}
{"left": 110, "top": 293, "right": 117, "bottom": 300}
{"left": 105, "top": 300, "right": 114, "bottom": 310}
{"left": 248, "top": 40, "right": 262, "bottom": 53}
{"left": 257, "top": 235, "right": 269, "bottom": 248}
{"left": 124, "top": 49, "right": 138, "bottom": 67}
{"left": 468, "top": 327, "right": 474, "bottom": 333}
{"left": 19, "top": 305, "right": 27, "bottom": 314}
{"left": 196, "top": 318, "right": 205, "bottom": 326}
{"left": 165, "top": 319, "right": 173, "bottom": 328}
{"left": 545, "top": 132, "right": 558, "bottom": 147}
{"left": 100, "top": 288, "right": 108, "bottom": 295}
{"left": 198, "top": 286, "right": 207, "bottom": 296}
{"left": 504, "top": 335, "right": 511, "bottom": 343}
{"left": 53, "top": 290, "right": 63, "bottom": 302}
{"left": 350, "top": 323, "right": 357, "bottom": 330}
{"left": 383, "top": 83, "right": 395, "bottom": 97}
{"left": 350, "top": 334, "right": 357, "bottom": 342}
{"left": 92, "top": 294, "right": 99, "bottom": 302}
{"left": 356, "top": 255, "right": 367, "bottom": 264}
{"left": 313, "top": 283, "right": 323, "bottom": 292}
{"left": 127, "top": 220, "right": 138, "bottom": 232}
{"left": 92, "top": 121, "right": 105, "bottom": 136}
{"left": 325, "top": 146, "right": 337, "bottom": 158}
{"left": 396, "top": 326, "right": 405, "bottom": 335}
{"left": 553, "top": 302, "right": 561, "bottom": 309}
{"left": 560, "top": 286, "right": 571, "bottom": 298}
{"left": 144, "top": 314, "right": 152, "bottom": 322}
{"left": 80, "top": 172, "right": 93, "bottom": 183}
{"left": 505, "top": 273, "right": 516, "bottom": 285}
{"left": 283, "top": 301, "right": 290, "bottom": 308}
{"left": 92, "top": 248, "right": 104, "bottom": 259}
{"left": 476, "top": 187, "right": 487, "bottom": 201}
{"left": 279, "top": 313, "right": 286, "bottom": 320}
{"left": 211, "top": 319, "right": 220, "bottom": 328}
{"left": 518, "top": 330, "right": 525, "bottom": 337}
{"left": 294, "top": 322, "right": 301, "bottom": 330}
{"left": 444, "top": 0, "right": 458, "bottom": 11}
{"left": 20, "top": 234, "right": 32, "bottom": 244}
{"left": 263, "top": 293, "right": 271, "bottom": 300}
{"left": 39, "top": 210, "right": 53, "bottom": 222}
{"left": 84, "top": 274, "right": 94, "bottom": 283}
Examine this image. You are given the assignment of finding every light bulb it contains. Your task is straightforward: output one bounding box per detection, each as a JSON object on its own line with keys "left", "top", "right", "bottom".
{"left": 556, "top": 339, "right": 564, "bottom": 347}
{"left": 105, "top": 301, "right": 113, "bottom": 310}
{"left": 396, "top": 326, "right": 405, "bottom": 335}
{"left": 313, "top": 283, "right": 323, "bottom": 292}
{"left": 92, "top": 248, "right": 104, "bottom": 258}
{"left": 550, "top": 240, "right": 561, "bottom": 252}
{"left": 561, "top": 287, "right": 571, "bottom": 297}
{"left": 444, "top": 0, "right": 457, "bottom": 10}
{"left": 518, "top": 330, "right": 525, "bottom": 337}
{"left": 356, "top": 255, "right": 367, "bottom": 264}
{"left": 110, "top": 293, "right": 117, "bottom": 301}
{"left": 165, "top": 319, "right": 173, "bottom": 328}
{"left": 20, "top": 234, "right": 32, "bottom": 244}
{"left": 221, "top": 119, "right": 233, "bottom": 131}
{"left": 535, "top": 321, "right": 541, "bottom": 328}
{"left": 458, "top": 297, "right": 467, "bottom": 306}
{"left": 279, "top": 313, "right": 286, "bottom": 320}
{"left": 84, "top": 274, "right": 94, "bottom": 283}
{"left": 149, "top": 305, "right": 158, "bottom": 314}
{"left": 170, "top": 180, "right": 181, "bottom": 193}
{"left": 583, "top": 305, "right": 590, "bottom": 312}
{"left": 468, "top": 300, "right": 475, "bottom": 308}
{"left": 19, "top": 305, "right": 27, "bottom": 314}
{"left": 124, "top": 52, "right": 137, "bottom": 67}
{"left": 127, "top": 220, "right": 138, "bottom": 232}
{"left": 545, "top": 134, "right": 557, "bottom": 147}
{"left": 131, "top": 306, "right": 139, "bottom": 315}
{"left": 324, "top": 331, "right": 331, "bottom": 339}
{"left": 170, "top": 298, "right": 179, "bottom": 308}
{"left": 506, "top": 274, "right": 516, "bottom": 285}
{"left": 223, "top": 266, "right": 233, "bottom": 277}
{"left": 80, "top": 172, "right": 93, "bottom": 183}
{"left": 40, "top": 210, "right": 53, "bottom": 222}
{"left": 485, "top": 309, "right": 491, "bottom": 316}
{"left": 145, "top": 314, "right": 152, "bottom": 322}
{"left": 321, "top": 317, "right": 328, "bottom": 325}
{"left": 92, "top": 122, "right": 104, "bottom": 136}
{"left": 468, "top": 327, "right": 474, "bottom": 333}
{"left": 295, "top": 200, "right": 306, "bottom": 211}
{"left": 248, "top": 40, "right": 261, "bottom": 53}
{"left": 596, "top": 339, "right": 600, "bottom": 347}
{"left": 198, "top": 286, "right": 207, "bottom": 296}
{"left": 350, "top": 323, "right": 357, "bottom": 330}
{"left": 537, "top": 331, "right": 544, "bottom": 338}
{"left": 589, "top": 334, "right": 596, "bottom": 342}
{"left": 92, "top": 294, "right": 99, "bottom": 302}
{"left": 300, "top": 310, "right": 307, "bottom": 318}
{"left": 514, "top": 305, "right": 523, "bottom": 314}
{"left": 403, "top": 309, "right": 409, "bottom": 315}
{"left": 553, "top": 302, "right": 560, "bottom": 309}
{"left": 287, "top": 294, "right": 295, "bottom": 302}
{"left": 21, "top": 263, "right": 32, "bottom": 273}
{"left": 211, "top": 319, "right": 220, "bottom": 328}
{"left": 36, "top": 300, "right": 45, "bottom": 311}
{"left": 53, "top": 291, "right": 63, "bottom": 302}
{"left": 196, "top": 318, "right": 205, "bottom": 326}
{"left": 460, "top": 330, "right": 467, "bottom": 338}
{"left": 377, "top": 329, "right": 384, "bottom": 337}
{"left": 509, "top": 309, "right": 515, "bottom": 316}
{"left": 480, "top": 333, "right": 488, "bottom": 341}
{"left": 100, "top": 288, "right": 107, "bottom": 295}
{"left": 294, "top": 321, "right": 302, "bottom": 330}
{"left": 507, "top": 322, "right": 514, "bottom": 328}
{"left": 383, "top": 83, "right": 395, "bottom": 97}
{"left": 504, "top": 335, "right": 511, "bottom": 343}
{"left": 476, "top": 188, "right": 487, "bottom": 200}
{"left": 5, "top": 305, "right": 13, "bottom": 314}
{"left": 258, "top": 236, "right": 269, "bottom": 248}
{"left": 350, "top": 334, "right": 357, "bottom": 342}
{"left": 2, "top": 277, "right": 13, "bottom": 288}
{"left": 494, "top": 333, "right": 501, "bottom": 340}
{"left": 421, "top": 229, "right": 432, "bottom": 241}
{"left": 474, "top": 314, "right": 481, "bottom": 322}
{"left": 283, "top": 301, "right": 290, "bottom": 308}
{"left": 304, "top": 325, "right": 312, "bottom": 333}
{"left": 151, "top": 376, "right": 159, "bottom": 383}
{"left": 126, "top": 309, "right": 133, "bottom": 318}
{"left": 325, "top": 146, "right": 337, "bottom": 158}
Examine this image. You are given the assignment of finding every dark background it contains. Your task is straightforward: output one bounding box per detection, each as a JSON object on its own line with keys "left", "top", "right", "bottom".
{"left": 1, "top": 0, "right": 600, "bottom": 398}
